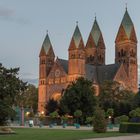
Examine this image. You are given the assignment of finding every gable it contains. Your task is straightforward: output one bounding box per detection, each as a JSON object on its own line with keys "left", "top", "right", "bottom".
{"left": 113, "top": 63, "right": 129, "bottom": 87}
{"left": 47, "top": 59, "right": 68, "bottom": 80}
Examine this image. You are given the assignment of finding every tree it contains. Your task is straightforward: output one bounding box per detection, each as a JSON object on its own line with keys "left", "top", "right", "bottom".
{"left": 46, "top": 99, "right": 58, "bottom": 115}
{"left": 60, "top": 77, "right": 97, "bottom": 124}
{"left": 74, "top": 110, "right": 82, "bottom": 124}
{"left": 99, "top": 80, "right": 134, "bottom": 117}
{"left": 133, "top": 91, "right": 140, "bottom": 108}
{"left": 106, "top": 108, "right": 114, "bottom": 117}
{"left": 93, "top": 107, "right": 107, "bottom": 133}
{"left": 129, "top": 108, "right": 140, "bottom": 122}
{"left": 0, "top": 63, "right": 27, "bottom": 125}
{"left": 14, "top": 84, "right": 38, "bottom": 113}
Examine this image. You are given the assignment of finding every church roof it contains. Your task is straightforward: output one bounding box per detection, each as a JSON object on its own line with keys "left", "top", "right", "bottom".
{"left": 41, "top": 34, "right": 52, "bottom": 54}
{"left": 121, "top": 9, "right": 133, "bottom": 39}
{"left": 90, "top": 19, "right": 101, "bottom": 46}
{"left": 57, "top": 58, "right": 121, "bottom": 85}
{"left": 96, "top": 64, "right": 121, "bottom": 84}
{"left": 85, "top": 64, "right": 97, "bottom": 82}
{"left": 57, "top": 58, "right": 68, "bottom": 73}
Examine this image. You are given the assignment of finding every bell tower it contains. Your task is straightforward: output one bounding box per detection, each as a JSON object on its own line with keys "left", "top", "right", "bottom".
{"left": 38, "top": 33, "right": 55, "bottom": 112}
{"left": 85, "top": 18, "right": 105, "bottom": 65}
{"left": 115, "top": 9, "right": 138, "bottom": 92}
{"left": 68, "top": 23, "right": 85, "bottom": 82}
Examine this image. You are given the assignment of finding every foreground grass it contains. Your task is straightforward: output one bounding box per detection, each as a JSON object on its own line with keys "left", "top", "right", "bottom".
{"left": 0, "top": 128, "right": 131, "bottom": 140}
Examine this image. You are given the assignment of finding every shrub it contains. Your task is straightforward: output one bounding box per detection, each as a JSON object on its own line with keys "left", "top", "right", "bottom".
{"left": 61, "top": 115, "right": 68, "bottom": 124}
{"left": 106, "top": 108, "right": 114, "bottom": 117}
{"left": 85, "top": 117, "right": 93, "bottom": 125}
{"left": 119, "top": 115, "right": 129, "bottom": 123}
{"left": 93, "top": 107, "right": 107, "bottom": 133}
{"left": 74, "top": 110, "right": 82, "bottom": 124}
{"left": 119, "top": 122, "right": 140, "bottom": 133}
{"left": 129, "top": 108, "right": 140, "bottom": 123}
{"left": 129, "top": 110, "right": 137, "bottom": 118}
{"left": 114, "top": 115, "right": 129, "bottom": 124}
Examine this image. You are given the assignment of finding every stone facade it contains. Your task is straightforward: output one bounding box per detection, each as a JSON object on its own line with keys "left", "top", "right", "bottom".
{"left": 38, "top": 10, "right": 138, "bottom": 112}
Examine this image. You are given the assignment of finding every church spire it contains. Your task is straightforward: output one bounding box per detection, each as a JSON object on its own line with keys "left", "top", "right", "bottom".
{"left": 115, "top": 9, "right": 137, "bottom": 43}
{"left": 86, "top": 17, "right": 105, "bottom": 48}
{"left": 90, "top": 18, "right": 101, "bottom": 46}
{"left": 85, "top": 18, "right": 105, "bottom": 65}
{"left": 69, "top": 23, "right": 84, "bottom": 50}
{"left": 39, "top": 33, "right": 55, "bottom": 57}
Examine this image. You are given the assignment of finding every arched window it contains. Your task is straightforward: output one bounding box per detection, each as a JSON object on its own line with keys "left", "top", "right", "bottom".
{"left": 123, "top": 51, "right": 126, "bottom": 56}
{"left": 121, "top": 49, "right": 123, "bottom": 57}
{"left": 118, "top": 52, "right": 120, "bottom": 57}
{"left": 40, "top": 59, "right": 45, "bottom": 64}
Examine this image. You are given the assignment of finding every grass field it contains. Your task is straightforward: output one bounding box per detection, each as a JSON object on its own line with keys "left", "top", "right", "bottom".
{"left": 0, "top": 128, "right": 131, "bottom": 140}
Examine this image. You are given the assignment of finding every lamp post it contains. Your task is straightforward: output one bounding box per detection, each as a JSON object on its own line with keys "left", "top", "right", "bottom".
{"left": 20, "top": 106, "right": 24, "bottom": 126}
{"left": 108, "top": 116, "right": 113, "bottom": 129}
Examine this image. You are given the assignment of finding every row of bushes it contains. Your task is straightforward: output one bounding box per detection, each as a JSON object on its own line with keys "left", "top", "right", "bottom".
{"left": 119, "top": 122, "right": 140, "bottom": 133}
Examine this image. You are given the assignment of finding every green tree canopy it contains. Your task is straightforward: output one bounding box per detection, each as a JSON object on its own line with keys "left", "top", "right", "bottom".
{"left": 15, "top": 84, "right": 38, "bottom": 113}
{"left": 133, "top": 90, "right": 140, "bottom": 108}
{"left": 60, "top": 77, "right": 97, "bottom": 123}
{"left": 46, "top": 99, "right": 58, "bottom": 115}
{"left": 99, "top": 80, "right": 134, "bottom": 117}
{"left": 0, "top": 63, "right": 27, "bottom": 125}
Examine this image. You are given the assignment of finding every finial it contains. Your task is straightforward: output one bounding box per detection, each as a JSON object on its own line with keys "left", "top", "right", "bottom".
{"left": 76, "top": 21, "right": 78, "bottom": 26}
{"left": 94, "top": 12, "right": 96, "bottom": 20}
{"left": 46, "top": 30, "right": 48, "bottom": 34}
{"left": 125, "top": 2, "right": 128, "bottom": 11}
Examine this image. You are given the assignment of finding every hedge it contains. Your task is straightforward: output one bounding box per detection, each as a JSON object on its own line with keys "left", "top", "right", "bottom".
{"left": 119, "top": 122, "right": 140, "bottom": 133}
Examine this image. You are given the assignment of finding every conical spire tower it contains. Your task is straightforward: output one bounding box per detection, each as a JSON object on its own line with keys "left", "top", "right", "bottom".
{"left": 38, "top": 33, "right": 55, "bottom": 112}
{"left": 68, "top": 23, "right": 85, "bottom": 80}
{"left": 85, "top": 18, "right": 105, "bottom": 65}
{"left": 115, "top": 9, "right": 137, "bottom": 43}
{"left": 69, "top": 24, "right": 84, "bottom": 50}
{"left": 39, "top": 33, "right": 55, "bottom": 57}
{"left": 115, "top": 9, "right": 138, "bottom": 93}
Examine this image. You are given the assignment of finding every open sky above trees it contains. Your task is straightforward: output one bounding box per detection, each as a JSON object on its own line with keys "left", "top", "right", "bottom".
{"left": 0, "top": 0, "right": 140, "bottom": 85}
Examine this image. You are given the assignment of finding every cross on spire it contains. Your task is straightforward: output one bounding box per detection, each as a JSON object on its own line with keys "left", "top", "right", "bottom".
{"left": 46, "top": 30, "right": 48, "bottom": 34}
{"left": 94, "top": 12, "right": 96, "bottom": 20}
{"left": 125, "top": 2, "right": 128, "bottom": 11}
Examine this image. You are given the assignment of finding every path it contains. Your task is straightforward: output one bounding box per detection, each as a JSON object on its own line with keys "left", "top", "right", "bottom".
{"left": 83, "top": 135, "right": 140, "bottom": 140}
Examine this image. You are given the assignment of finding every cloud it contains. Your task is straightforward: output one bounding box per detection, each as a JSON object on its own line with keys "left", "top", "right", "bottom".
{"left": 0, "top": 7, "right": 14, "bottom": 17}
{"left": 0, "top": 6, "right": 30, "bottom": 25}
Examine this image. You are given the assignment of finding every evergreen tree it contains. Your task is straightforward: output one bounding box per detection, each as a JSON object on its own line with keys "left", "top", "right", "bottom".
{"left": 93, "top": 107, "right": 107, "bottom": 133}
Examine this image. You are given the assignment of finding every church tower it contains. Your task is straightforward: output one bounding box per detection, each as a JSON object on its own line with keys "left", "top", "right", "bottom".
{"left": 115, "top": 9, "right": 138, "bottom": 92}
{"left": 68, "top": 24, "right": 85, "bottom": 82}
{"left": 38, "top": 33, "right": 55, "bottom": 112}
{"left": 85, "top": 18, "right": 105, "bottom": 65}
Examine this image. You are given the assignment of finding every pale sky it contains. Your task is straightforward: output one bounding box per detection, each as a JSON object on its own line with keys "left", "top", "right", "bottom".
{"left": 0, "top": 0, "right": 140, "bottom": 84}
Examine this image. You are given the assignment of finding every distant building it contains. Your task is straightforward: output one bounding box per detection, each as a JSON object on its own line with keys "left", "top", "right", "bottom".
{"left": 38, "top": 9, "right": 138, "bottom": 112}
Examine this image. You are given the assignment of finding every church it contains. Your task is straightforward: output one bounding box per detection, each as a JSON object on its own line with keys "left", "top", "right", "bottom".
{"left": 38, "top": 9, "right": 138, "bottom": 112}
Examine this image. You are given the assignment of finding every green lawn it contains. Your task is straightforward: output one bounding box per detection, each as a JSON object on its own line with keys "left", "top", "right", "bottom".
{"left": 0, "top": 128, "right": 131, "bottom": 140}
